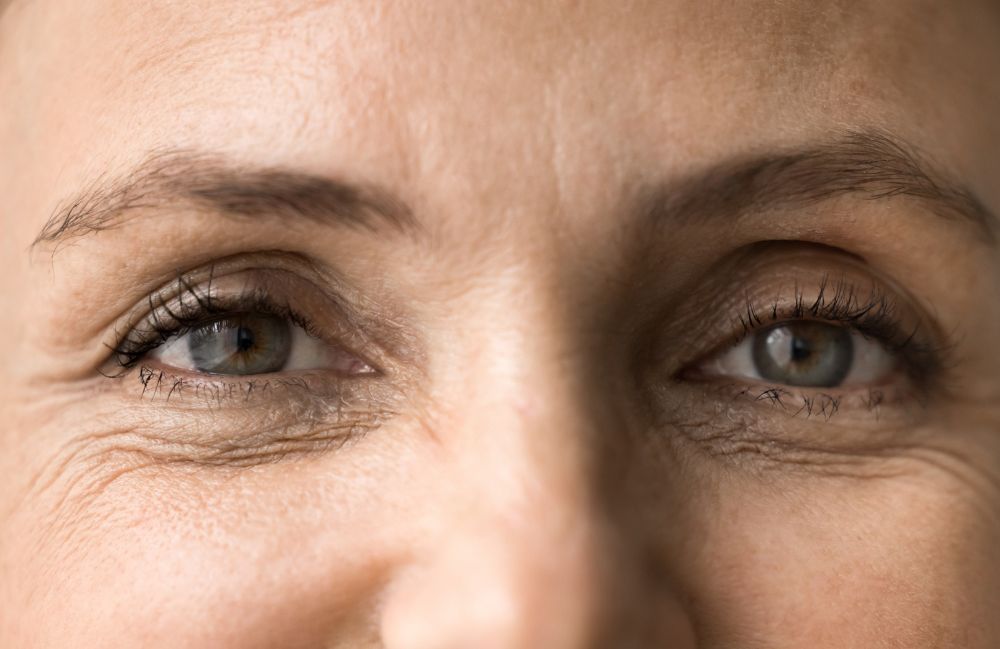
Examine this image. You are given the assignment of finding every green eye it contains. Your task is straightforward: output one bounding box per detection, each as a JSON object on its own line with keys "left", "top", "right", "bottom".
{"left": 186, "top": 314, "right": 292, "bottom": 375}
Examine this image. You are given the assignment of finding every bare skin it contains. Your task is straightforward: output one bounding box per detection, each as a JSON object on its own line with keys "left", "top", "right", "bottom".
{"left": 1, "top": 1, "right": 999, "bottom": 647}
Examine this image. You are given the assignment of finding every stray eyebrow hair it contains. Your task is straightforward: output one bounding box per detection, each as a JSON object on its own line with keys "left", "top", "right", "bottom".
{"left": 641, "top": 129, "right": 996, "bottom": 242}
{"left": 33, "top": 149, "right": 418, "bottom": 248}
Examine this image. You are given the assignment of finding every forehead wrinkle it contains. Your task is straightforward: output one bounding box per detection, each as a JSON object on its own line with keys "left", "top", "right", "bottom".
{"left": 6, "top": 0, "right": 999, "bottom": 259}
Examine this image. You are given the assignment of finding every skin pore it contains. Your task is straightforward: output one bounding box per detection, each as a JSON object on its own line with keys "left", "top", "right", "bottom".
{"left": 1, "top": 0, "right": 1000, "bottom": 647}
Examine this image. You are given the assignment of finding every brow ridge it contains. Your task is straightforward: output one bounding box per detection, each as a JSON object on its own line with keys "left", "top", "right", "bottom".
{"left": 642, "top": 129, "right": 996, "bottom": 242}
{"left": 33, "top": 148, "right": 417, "bottom": 248}
{"left": 35, "top": 130, "right": 996, "bottom": 251}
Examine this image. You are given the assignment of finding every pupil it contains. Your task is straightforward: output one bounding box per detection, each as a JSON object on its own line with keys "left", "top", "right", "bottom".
{"left": 790, "top": 336, "right": 813, "bottom": 363}
{"left": 235, "top": 326, "right": 255, "bottom": 353}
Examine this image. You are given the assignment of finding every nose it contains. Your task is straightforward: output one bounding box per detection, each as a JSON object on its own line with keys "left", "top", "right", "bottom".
{"left": 378, "top": 332, "right": 698, "bottom": 649}
{"left": 380, "top": 518, "right": 607, "bottom": 649}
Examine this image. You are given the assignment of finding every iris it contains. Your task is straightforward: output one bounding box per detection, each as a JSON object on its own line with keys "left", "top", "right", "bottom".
{"left": 188, "top": 314, "right": 292, "bottom": 375}
{"left": 752, "top": 322, "right": 854, "bottom": 387}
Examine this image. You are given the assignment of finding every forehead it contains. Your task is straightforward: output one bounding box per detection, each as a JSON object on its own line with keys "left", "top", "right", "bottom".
{"left": 1, "top": 1, "right": 999, "bottom": 220}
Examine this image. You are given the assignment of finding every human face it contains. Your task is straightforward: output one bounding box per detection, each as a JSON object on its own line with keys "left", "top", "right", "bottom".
{"left": 2, "top": 1, "right": 999, "bottom": 647}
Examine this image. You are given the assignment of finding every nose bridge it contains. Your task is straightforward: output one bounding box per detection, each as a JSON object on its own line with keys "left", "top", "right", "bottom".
{"left": 484, "top": 347, "right": 599, "bottom": 502}
{"left": 379, "top": 272, "right": 704, "bottom": 647}
{"left": 429, "top": 265, "right": 607, "bottom": 514}
{"left": 464, "top": 314, "right": 610, "bottom": 601}
{"left": 380, "top": 289, "right": 639, "bottom": 648}
{"left": 455, "top": 297, "right": 612, "bottom": 558}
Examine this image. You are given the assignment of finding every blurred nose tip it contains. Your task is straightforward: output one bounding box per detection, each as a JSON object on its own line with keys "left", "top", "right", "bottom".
{"left": 379, "top": 579, "right": 535, "bottom": 649}
{"left": 379, "top": 533, "right": 604, "bottom": 649}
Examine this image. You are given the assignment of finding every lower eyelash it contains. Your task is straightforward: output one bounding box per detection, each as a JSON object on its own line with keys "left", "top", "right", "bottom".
{"left": 734, "top": 385, "right": 900, "bottom": 420}
{"left": 125, "top": 367, "right": 385, "bottom": 466}
{"left": 134, "top": 365, "right": 336, "bottom": 406}
{"left": 137, "top": 366, "right": 269, "bottom": 403}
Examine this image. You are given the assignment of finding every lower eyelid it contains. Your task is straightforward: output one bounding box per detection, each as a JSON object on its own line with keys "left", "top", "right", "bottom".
{"left": 643, "top": 378, "right": 928, "bottom": 470}
{"left": 128, "top": 363, "right": 386, "bottom": 411}
{"left": 107, "top": 364, "right": 404, "bottom": 467}
{"left": 688, "top": 379, "right": 914, "bottom": 427}
{"left": 104, "top": 387, "right": 387, "bottom": 469}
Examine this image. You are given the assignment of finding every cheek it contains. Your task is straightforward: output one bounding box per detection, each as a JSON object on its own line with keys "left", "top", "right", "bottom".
{"left": 682, "top": 468, "right": 1000, "bottom": 646}
{"left": 4, "top": 441, "right": 419, "bottom": 649}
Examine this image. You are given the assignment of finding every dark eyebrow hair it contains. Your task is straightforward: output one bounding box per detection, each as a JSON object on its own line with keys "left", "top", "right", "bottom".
{"left": 35, "top": 130, "right": 995, "bottom": 251}
{"left": 33, "top": 149, "right": 418, "bottom": 248}
{"left": 642, "top": 129, "right": 996, "bottom": 242}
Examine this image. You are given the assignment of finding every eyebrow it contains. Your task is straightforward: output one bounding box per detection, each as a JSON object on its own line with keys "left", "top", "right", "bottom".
{"left": 640, "top": 129, "right": 996, "bottom": 242}
{"left": 34, "top": 130, "right": 996, "bottom": 250}
{"left": 33, "top": 149, "right": 418, "bottom": 247}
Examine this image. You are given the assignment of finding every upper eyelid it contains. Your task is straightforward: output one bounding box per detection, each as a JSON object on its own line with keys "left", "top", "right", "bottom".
{"left": 97, "top": 251, "right": 423, "bottom": 386}
{"left": 729, "top": 276, "right": 932, "bottom": 347}
{"left": 104, "top": 264, "right": 404, "bottom": 381}
{"left": 105, "top": 269, "right": 327, "bottom": 370}
{"left": 652, "top": 256, "right": 949, "bottom": 389}
{"left": 101, "top": 251, "right": 349, "bottom": 341}
{"left": 685, "top": 297, "right": 945, "bottom": 398}
{"left": 111, "top": 293, "right": 312, "bottom": 369}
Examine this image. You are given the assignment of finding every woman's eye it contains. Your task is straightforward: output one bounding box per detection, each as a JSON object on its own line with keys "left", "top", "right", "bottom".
{"left": 151, "top": 312, "right": 372, "bottom": 376}
{"left": 700, "top": 321, "right": 896, "bottom": 388}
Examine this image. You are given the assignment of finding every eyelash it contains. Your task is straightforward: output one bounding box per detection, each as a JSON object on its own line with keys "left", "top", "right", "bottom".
{"left": 106, "top": 275, "right": 320, "bottom": 375}
{"left": 723, "top": 276, "right": 944, "bottom": 389}
{"left": 110, "top": 271, "right": 945, "bottom": 421}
